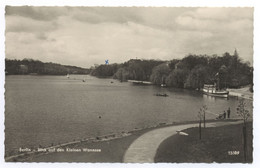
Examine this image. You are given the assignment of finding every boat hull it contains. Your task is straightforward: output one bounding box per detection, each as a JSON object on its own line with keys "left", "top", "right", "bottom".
{"left": 202, "top": 88, "right": 229, "bottom": 98}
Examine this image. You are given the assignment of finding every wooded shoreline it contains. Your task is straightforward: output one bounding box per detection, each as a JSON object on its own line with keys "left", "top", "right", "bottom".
{"left": 6, "top": 50, "right": 253, "bottom": 91}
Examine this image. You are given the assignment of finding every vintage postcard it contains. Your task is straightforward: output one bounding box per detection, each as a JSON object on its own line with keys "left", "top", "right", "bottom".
{"left": 1, "top": 1, "right": 259, "bottom": 168}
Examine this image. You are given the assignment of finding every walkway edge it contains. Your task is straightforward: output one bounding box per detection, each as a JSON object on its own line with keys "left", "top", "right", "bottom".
{"left": 123, "top": 120, "right": 243, "bottom": 163}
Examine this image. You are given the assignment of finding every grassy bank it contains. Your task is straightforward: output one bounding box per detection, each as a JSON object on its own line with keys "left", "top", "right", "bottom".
{"left": 8, "top": 127, "right": 151, "bottom": 162}
{"left": 9, "top": 119, "right": 222, "bottom": 162}
{"left": 155, "top": 122, "right": 253, "bottom": 163}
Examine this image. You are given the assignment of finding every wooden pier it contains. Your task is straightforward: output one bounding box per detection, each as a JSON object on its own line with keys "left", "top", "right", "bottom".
{"left": 128, "top": 80, "right": 152, "bottom": 85}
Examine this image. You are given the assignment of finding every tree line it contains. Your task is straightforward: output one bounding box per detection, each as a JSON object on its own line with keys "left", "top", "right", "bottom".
{"left": 6, "top": 50, "right": 253, "bottom": 90}
{"left": 90, "top": 50, "right": 253, "bottom": 90}
{"left": 5, "top": 58, "right": 91, "bottom": 75}
{"left": 90, "top": 59, "right": 164, "bottom": 81}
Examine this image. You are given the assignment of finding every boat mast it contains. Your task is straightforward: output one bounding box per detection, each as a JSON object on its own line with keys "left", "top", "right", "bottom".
{"left": 215, "top": 72, "right": 220, "bottom": 90}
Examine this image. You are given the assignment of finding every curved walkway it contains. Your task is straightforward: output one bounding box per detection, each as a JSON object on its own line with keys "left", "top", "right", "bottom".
{"left": 123, "top": 120, "right": 243, "bottom": 163}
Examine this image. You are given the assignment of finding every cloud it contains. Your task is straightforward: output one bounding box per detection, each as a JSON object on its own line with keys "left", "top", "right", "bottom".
{"left": 5, "top": 7, "right": 254, "bottom": 68}
{"left": 175, "top": 7, "right": 253, "bottom": 32}
{"left": 6, "top": 15, "right": 57, "bottom": 33}
{"left": 35, "top": 32, "right": 48, "bottom": 40}
{"left": 5, "top": 6, "right": 68, "bottom": 21}
{"left": 194, "top": 8, "right": 253, "bottom": 20}
{"left": 71, "top": 7, "right": 143, "bottom": 25}
{"left": 173, "top": 7, "right": 253, "bottom": 61}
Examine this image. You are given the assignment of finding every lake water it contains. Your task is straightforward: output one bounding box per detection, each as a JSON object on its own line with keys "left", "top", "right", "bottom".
{"left": 4, "top": 75, "right": 252, "bottom": 156}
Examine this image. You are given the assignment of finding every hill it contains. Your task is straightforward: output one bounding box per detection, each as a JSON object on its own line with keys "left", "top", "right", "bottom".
{"left": 5, "top": 58, "right": 90, "bottom": 75}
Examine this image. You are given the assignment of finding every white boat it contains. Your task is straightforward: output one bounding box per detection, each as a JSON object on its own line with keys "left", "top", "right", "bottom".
{"left": 66, "top": 74, "right": 70, "bottom": 78}
{"left": 161, "top": 84, "right": 166, "bottom": 87}
{"left": 203, "top": 84, "right": 229, "bottom": 98}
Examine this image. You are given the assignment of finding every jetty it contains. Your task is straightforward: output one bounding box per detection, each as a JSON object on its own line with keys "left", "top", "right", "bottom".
{"left": 128, "top": 80, "right": 152, "bottom": 85}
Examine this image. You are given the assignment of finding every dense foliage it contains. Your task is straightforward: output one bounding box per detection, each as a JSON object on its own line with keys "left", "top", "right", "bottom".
{"left": 6, "top": 50, "right": 253, "bottom": 90}
{"left": 90, "top": 64, "right": 119, "bottom": 77}
{"left": 5, "top": 58, "right": 90, "bottom": 75}
{"left": 91, "top": 50, "right": 253, "bottom": 89}
{"left": 91, "top": 59, "right": 164, "bottom": 81}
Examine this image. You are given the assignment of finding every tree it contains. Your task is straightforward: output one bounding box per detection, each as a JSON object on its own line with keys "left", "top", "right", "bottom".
{"left": 197, "top": 105, "right": 207, "bottom": 139}
{"left": 202, "top": 105, "right": 207, "bottom": 128}
{"left": 150, "top": 63, "right": 171, "bottom": 85}
{"left": 197, "top": 107, "right": 203, "bottom": 140}
{"left": 233, "top": 49, "right": 240, "bottom": 71}
{"left": 168, "top": 59, "right": 179, "bottom": 70}
{"left": 182, "top": 54, "right": 208, "bottom": 71}
{"left": 236, "top": 99, "right": 250, "bottom": 162}
{"left": 219, "top": 65, "right": 228, "bottom": 89}
{"left": 166, "top": 68, "right": 189, "bottom": 88}
{"left": 5, "top": 58, "right": 90, "bottom": 75}
{"left": 185, "top": 65, "right": 207, "bottom": 89}
{"left": 137, "top": 60, "right": 164, "bottom": 80}
{"left": 90, "top": 64, "right": 119, "bottom": 77}
{"left": 113, "top": 67, "right": 129, "bottom": 82}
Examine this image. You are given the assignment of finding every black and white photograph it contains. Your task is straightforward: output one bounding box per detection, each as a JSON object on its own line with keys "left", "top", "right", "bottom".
{"left": 1, "top": 2, "right": 259, "bottom": 167}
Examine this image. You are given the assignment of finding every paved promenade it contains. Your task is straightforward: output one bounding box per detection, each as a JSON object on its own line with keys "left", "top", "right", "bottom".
{"left": 123, "top": 120, "right": 243, "bottom": 163}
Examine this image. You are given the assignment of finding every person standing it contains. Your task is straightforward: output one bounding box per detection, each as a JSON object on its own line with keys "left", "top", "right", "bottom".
{"left": 227, "top": 107, "right": 231, "bottom": 119}
{"left": 223, "top": 111, "right": 226, "bottom": 119}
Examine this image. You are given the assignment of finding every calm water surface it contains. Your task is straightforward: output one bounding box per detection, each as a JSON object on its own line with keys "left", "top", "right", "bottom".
{"left": 5, "top": 75, "right": 252, "bottom": 155}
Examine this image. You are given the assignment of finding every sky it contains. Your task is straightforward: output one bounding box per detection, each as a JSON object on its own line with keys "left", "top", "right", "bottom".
{"left": 5, "top": 6, "right": 253, "bottom": 68}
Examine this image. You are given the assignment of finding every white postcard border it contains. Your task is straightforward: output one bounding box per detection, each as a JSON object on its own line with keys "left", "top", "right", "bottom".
{"left": 0, "top": 1, "right": 259, "bottom": 168}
